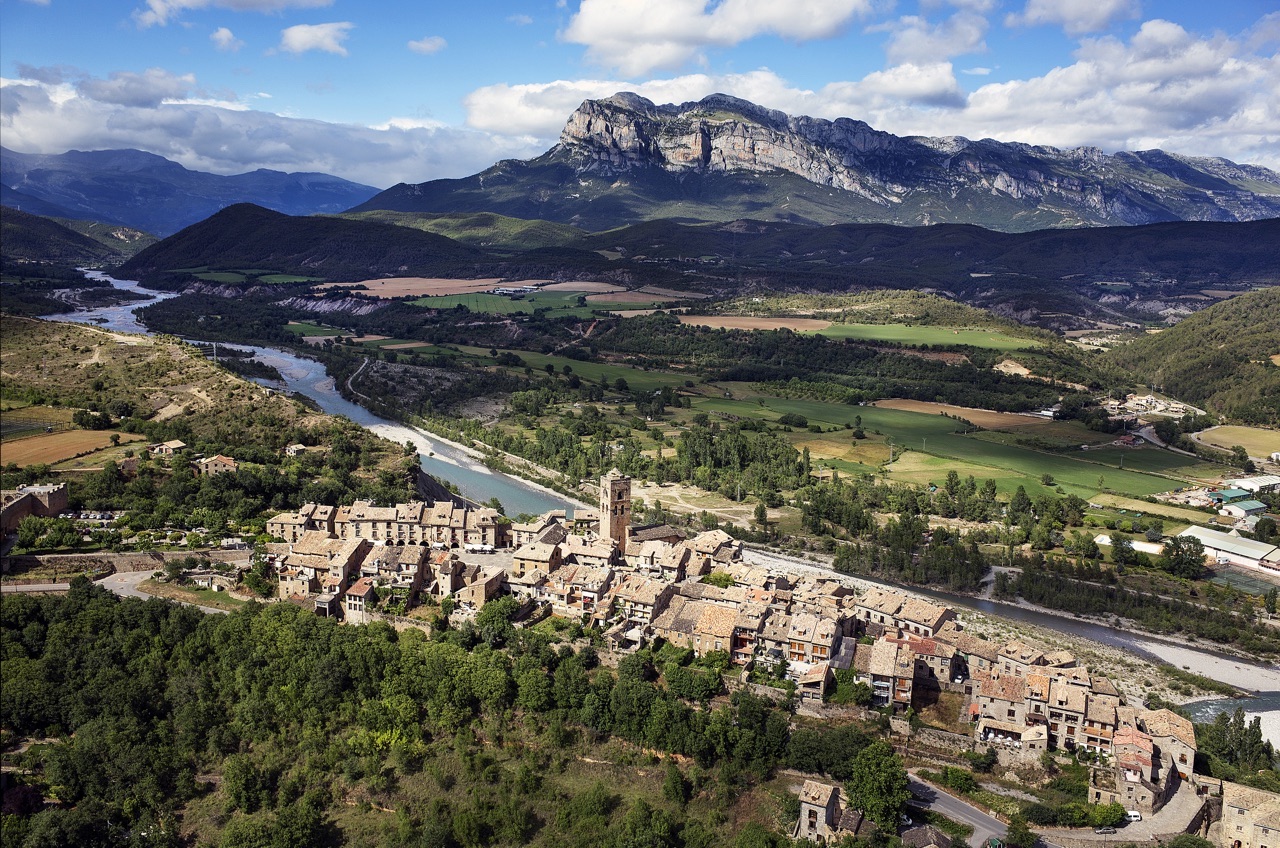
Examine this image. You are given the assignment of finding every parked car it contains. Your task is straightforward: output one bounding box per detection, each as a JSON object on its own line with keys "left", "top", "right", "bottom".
{"left": 1094, "top": 827, "right": 1117, "bottom": 835}
{"left": 1125, "top": 811, "right": 1143, "bottom": 823}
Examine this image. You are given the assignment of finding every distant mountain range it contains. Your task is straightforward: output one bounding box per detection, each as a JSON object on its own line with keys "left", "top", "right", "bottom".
{"left": 1, "top": 147, "right": 380, "bottom": 236}
{"left": 354, "top": 93, "right": 1280, "bottom": 232}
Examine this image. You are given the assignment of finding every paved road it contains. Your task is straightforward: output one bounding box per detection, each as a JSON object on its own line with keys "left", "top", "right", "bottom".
{"left": 1, "top": 572, "right": 227, "bottom": 616}
{"left": 908, "top": 775, "right": 1007, "bottom": 848}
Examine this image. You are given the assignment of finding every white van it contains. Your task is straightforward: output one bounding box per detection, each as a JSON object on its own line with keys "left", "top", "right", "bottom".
{"left": 1125, "top": 811, "right": 1143, "bottom": 823}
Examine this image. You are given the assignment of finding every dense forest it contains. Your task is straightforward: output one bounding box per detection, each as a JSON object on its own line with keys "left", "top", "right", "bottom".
{"left": 1106, "top": 287, "right": 1280, "bottom": 425}
{"left": 0, "top": 582, "right": 905, "bottom": 848}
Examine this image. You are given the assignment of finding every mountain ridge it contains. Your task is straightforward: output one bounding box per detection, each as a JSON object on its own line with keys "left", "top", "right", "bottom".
{"left": 1, "top": 146, "right": 381, "bottom": 237}
{"left": 355, "top": 92, "right": 1280, "bottom": 231}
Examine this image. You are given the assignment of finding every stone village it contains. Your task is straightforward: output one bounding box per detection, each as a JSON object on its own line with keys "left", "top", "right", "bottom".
{"left": 249, "top": 471, "right": 1280, "bottom": 846}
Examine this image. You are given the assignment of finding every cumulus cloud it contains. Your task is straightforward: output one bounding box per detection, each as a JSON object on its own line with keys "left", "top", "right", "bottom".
{"left": 277, "top": 22, "right": 353, "bottom": 56}
{"left": 876, "top": 11, "right": 988, "bottom": 66}
{"left": 463, "top": 19, "right": 1280, "bottom": 170}
{"left": 407, "top": 35, "right": 447, "bottom": 54}
{"left": 563, "top": 0, "right": 874, "bottom": 75}
{"left": 211, "top": 27, "right": 244, "bottom": 52}
{"left": 134, "top": 0, "right": 333, "bottom": 28}
{"left": 0, "top": 72, "right": 543, "bottom": 187}
{"left": 76, "top": 68, "right": 196, "bottom": 108}
{"left": 1005, "top": 0, "right": 1139, "bottom": 36}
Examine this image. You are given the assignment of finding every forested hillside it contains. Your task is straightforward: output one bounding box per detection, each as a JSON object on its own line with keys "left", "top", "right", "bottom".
{"left": 1108, "top": 288, "right": 1280, "bottom": 425}
{"left": 0, "top": 583, "right": 877, "bottom": 847}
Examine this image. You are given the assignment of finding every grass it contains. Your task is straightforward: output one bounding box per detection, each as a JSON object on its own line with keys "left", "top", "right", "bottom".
{"left": 2, "top": 430, "right": 145, "bottom": 466}
{"left": 139, "top": 579, "right": 248, "bottom": 611}
{"left": 286, "top": 321, "right": 342, "bottom": 337}
{"left": 461, "top": 346, "right": 684, "bottom": 393}
{"left": 410, "top": 290, "right": 672, "bottom": 319}
{"left": 1089, "top": 494, "right": 1215, "bottom": 524}
{"left": 808, "top": 322, "right": 1042, "bottom": 351}
{"left": 1196, "top": 425, "right": 1280, "bottom": 457}
{"left": 689, "top": 393, "right": 1197, "bottom": 499}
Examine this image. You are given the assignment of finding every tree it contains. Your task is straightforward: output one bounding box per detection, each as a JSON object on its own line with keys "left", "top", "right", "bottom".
{"left": 1161, "top": 535, "right": 1206, "bottom": 579}
{"left": 1003, "top": 814, "right": 1037, "bottom": 848}
{"left": 844, "top": 741, "right": 909, "bottom": 831}
{"left": 1266, "top": 586, "right": 1278, "bottom": 616}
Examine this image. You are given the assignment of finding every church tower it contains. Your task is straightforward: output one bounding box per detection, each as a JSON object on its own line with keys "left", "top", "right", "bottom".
{"left": 599, "top": 468, "right": 631, "bottom": 548}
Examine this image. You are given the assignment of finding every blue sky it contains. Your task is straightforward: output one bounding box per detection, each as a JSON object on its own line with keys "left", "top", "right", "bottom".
{"left": 2, "top": 0, "right": 1277, "bottom": 188}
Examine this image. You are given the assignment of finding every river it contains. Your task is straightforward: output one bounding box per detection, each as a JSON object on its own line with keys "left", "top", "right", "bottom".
{"left": 58, "top": 272, "right": 1280, "bottom": 741}
{"left": 58, "top": 272, "right": 578, "bottom": 518}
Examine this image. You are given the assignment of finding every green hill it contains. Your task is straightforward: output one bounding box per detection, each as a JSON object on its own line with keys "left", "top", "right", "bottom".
{"left": 119, "top": 203, "right": 484, "bottom": 286}
{"left": 338, "top": 209, "right": 586, "bottom": 252}
{"left": 1107, "top": 287, "right": 1280, "bottom": 424}
{"left": 1, "top": 206, "right": 131, "bottom": 265}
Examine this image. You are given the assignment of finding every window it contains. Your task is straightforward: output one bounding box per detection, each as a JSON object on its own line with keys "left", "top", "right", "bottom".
{"left": 1008, "top": 709, "right": 1016, "bottom": 719}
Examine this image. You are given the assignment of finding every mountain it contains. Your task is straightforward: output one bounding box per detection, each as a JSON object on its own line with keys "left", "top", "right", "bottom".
{"left": 1106, "top": 287, "right": 1280, "bottom": 425}
{"left": 119, "top": 203, "right": 483, "bottom": 285}
{"left": 354, "top": 93, "right": 1280, "bottom": 232}
{"left": 1, "top": 146, "right": 381, "bottom": 236}
{"left": 1, "top": 206, "right": 139, "bottom": 265}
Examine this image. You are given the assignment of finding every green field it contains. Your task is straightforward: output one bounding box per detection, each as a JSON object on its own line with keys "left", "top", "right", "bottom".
{"left": 689, "top": 393, "right": 1200, "bottom": 499}
{"left": 410, "top": 290, "right": 670, "bottom": 319}
{"left": 176, "top": 267, "right": 322, "bottom": 285}
{"left": 808, "top": 323, "right": 1041, "bottom": 351}
{"left": 1196, "top": 425, "right": 1280, "bottom": 457}
{"left": 286, "top": 321, "right": 342, "bottom": 337}
{"left": 463, "top": 346, "right": 682, "bottom": 393}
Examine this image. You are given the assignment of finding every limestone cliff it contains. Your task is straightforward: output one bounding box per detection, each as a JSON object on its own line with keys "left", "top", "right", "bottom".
{"left": 554, "top": 92, "right": 1280, "bottom": 226}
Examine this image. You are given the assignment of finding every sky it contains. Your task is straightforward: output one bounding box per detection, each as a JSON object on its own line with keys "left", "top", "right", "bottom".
{"left": 2, "top": 0, "right": 1277, "bottom": 189}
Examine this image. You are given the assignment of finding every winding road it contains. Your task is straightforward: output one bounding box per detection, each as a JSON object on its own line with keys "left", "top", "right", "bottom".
{"left": 1, "top": 570, "right": 228, "bottom": 616}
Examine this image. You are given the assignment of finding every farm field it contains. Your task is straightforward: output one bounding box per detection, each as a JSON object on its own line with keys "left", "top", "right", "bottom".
{"left": 810, "top": 323, "right": 1042, "bottom": 351}
{"left": 316, "top": 277, "right": 509, "bottom": 297}
{"left": 677, "top": 315, "right": 833, "bottom": 332}
{"left": 2, "top": 430, "right": 144, "bottom": 466}
{"left": 286, "top": 321, "right": 341, "bottom": 337}
{"left": 173, "top": 267, "right": 321, "bottom": 285}
{"left": 0, "top": 405, "right": 77, "bottom": 440}
{"left": 1090, "top": 494, "right": 1215, "bottom": 524}
{"left": 873, "top": 399, "right": 1047, "bottom": 430}
{"left": 690, "top": 393, "right": 1191, "bottom": 498}
{"left": 461, "top": 347, "right": 682, "bottom": 393}
{"left": 1196, "top": 425, "right": 1280, "bottom": 457}
{"left": 411, "top": 289, "right": 677, "bottom": 317}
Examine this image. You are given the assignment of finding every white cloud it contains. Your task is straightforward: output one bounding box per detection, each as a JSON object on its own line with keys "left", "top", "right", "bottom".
{"left": 134, "top": 0, "right": 333, "bottom": 28}
{"left": 508, "top": 14, "right": 534, "bottom": 26}
{"left": 407, "top": 35, "right": 447, "bottom": 55}
{"left": 962, "top": 66, "right": 992, "bottom": 75}
{"left": 876, "top": 11, "right": 988, "bottom": 66}
{"left": 0, "top": 73, "right": 543, "bottom": 187}
{"left": 76, "top": 68, "right": 196, "bottom": 107}
{"left": 463, "top": 19, "right": 1280, "bottom": 170}
{"left": 277, "top": 22, "right": 353, "bottom": 56}
{"left": 1005, "top": 0, "right": 1139, "bottom": 36}
{"left": 20, "top": 0, "right": 51, "bottom": 6}
{"left": 563, "top": 0, "right": 874, "bottom": 75}
{"left": 211, "top": 27, "right": 244, "bottom": 52}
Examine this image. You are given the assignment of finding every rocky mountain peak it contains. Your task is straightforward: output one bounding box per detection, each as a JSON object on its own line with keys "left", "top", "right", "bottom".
{"left": 552, "top": 92, "right": 1280, "bottom": 226}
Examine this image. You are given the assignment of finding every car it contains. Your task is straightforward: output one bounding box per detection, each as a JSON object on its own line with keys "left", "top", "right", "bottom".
{"left": 1094, "top": 827, "right": 1117, "bottom": 835}
{"left": 900, "top": 814, "right": 913, "bottom": 826}
{"left": 1125, "top": 811, "right": 1143, "bottom": 823}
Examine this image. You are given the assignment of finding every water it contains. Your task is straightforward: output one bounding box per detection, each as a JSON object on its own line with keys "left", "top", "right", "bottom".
{"left": 53, "top": 272, "right": 577, "bottom": 518}
{"left": 1182, "top": 692, "right": 1280, "bottom": 746}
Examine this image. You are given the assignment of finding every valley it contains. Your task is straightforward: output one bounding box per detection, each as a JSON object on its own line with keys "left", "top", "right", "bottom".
{"left": 3, "top": 89, "right": 1280, "bottom": 848}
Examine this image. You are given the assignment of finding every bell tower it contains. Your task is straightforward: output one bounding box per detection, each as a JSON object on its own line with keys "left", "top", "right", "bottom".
{"left": 599, "top": 468, "right": 631, "bottom": 548}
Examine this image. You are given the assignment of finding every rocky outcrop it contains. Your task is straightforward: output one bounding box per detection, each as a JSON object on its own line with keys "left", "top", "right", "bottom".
{"left": 556, "top": 93, "right": 1280, "bottom": 226}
